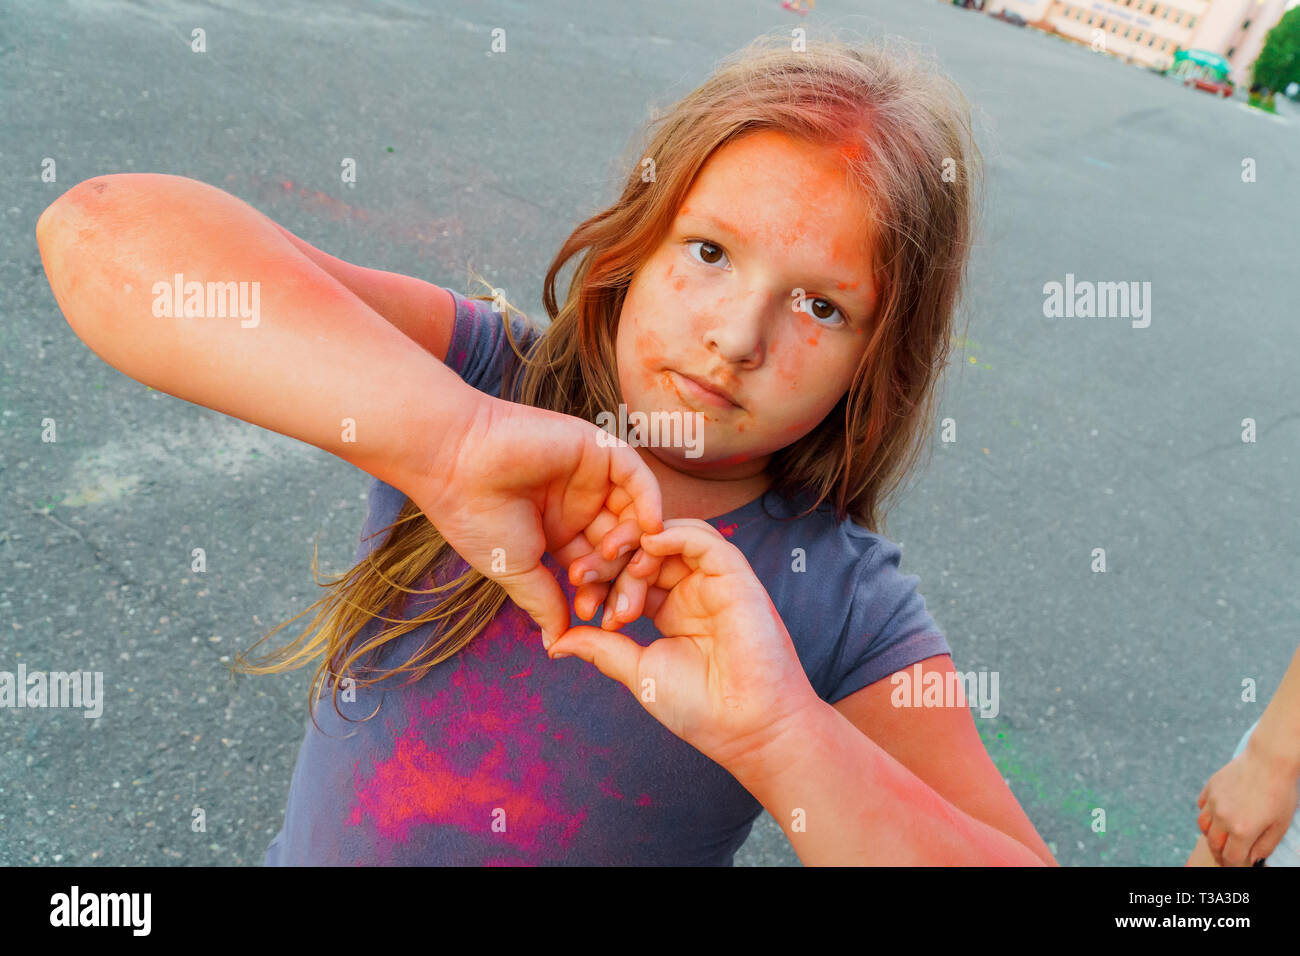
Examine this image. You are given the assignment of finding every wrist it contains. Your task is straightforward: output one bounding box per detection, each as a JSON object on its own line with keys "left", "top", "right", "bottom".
{"left": 389, "top": 368, "right": 490, "bottom": 504}
{"left": 720, "top": 694, "right": 835, "bottom": 791}
{"left": 1245, "top": 717, "right": 1300, "bottom": 777}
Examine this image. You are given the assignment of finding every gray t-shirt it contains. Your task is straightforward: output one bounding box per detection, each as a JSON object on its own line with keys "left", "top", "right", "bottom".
{"left": 264, "top": 289, "right": 951, "bottom": 865}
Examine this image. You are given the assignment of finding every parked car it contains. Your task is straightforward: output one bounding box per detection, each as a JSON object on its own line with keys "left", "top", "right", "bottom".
{"left": 1184, "top": 74, "right": 1234, "bottom": 98}
{"left": 991, "top": 9, "right": 1027, "bottom": 26}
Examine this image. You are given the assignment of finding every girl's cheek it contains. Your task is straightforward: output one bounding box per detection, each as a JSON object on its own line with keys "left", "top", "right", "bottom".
{"left": 631, "top": 326, "right": 669, "bottom": 395}
{"left": 772, "top": 339, "right": 803, "bottom": 393}
{"left": 665, "top": 261, "right": 687, "bottom": 294}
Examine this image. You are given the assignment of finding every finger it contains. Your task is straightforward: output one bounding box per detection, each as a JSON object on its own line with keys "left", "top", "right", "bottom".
{"left": 632, "top": 550, "right": 693, "bottom": 595}
{"left": 552, "top": 509, "right": 619, "bottom": 582}
{"left": 626, "top": 546, "right": 664, "bottom": 579}
{"left": 548, "top": 624, "right": 644, "bottom": 694}
{"left": 496, "top": 561, "right": 569, "bottom": 651}
{"left": 602, "top": 484, "right": 634, "bottom": 519}
{"left": 599, "top": 516, "right": 645, "bottom": 562}
{"left": 567, "top": 544, "right": 634, "bottom": 588}
{"left": 1222, "top": 829, "right": 1255, "bottom": 868}
{"left": 642, "top": 584, "right": 670, "bottom": 620}
{"left": 1205, "top": 822, "right": 1229, "bottom": 866}
{"left": 601, "top": 554, "right": 651, "bottom": 629}
{"left": 567, "top": 513, "right": 643, "bottom": 586}
{"left": 607, "top": 444, "right": 663, "bottom": 537}
{"left": 575, "top": 581, "right": 610, "bottom": 621}
{"left": 638, "top": 520, "right": 738, "bottom": 575}
{"left": 551, "top": 520, "right": 606, "bottom": 573}
{"left": 1196, "top": 785, "right": 1208, "bottom": 809}
{"left": 1247, "top": 823, "right": 1285, "bottom": 866}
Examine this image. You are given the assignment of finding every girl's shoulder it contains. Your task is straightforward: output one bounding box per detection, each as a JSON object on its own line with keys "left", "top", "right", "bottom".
{"left": 442, "top": 288, "right": 543, "bottom": 399}
{"left": 733, "top": 490, "right": 948, "bottom": 705}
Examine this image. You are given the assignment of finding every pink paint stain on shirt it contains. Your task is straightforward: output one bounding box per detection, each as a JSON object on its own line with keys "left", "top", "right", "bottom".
{"left": 345, "top": 553, "right": 618, "bottom": 860}
{"left": 346, "top": 661, "right": 586, "bottom": 856}
{"left": 715, "top": 521, "right": 739, "bottom": 538}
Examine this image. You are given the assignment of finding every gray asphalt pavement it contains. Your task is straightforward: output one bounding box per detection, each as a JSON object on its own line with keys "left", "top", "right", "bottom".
{"left": 2, "top": 0, "right": 1298, "bottom": 867}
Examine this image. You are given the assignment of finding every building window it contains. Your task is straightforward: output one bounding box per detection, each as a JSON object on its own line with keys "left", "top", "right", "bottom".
{"left": 1148, "top": 35, "right": 1156, "bottom": 45}
{"left": 1226, "top": 46, "right": 1236, "bottom": 56}
{"left": 1125, "top": 27, "right": 1132, "bottom": 37}
{"left": 1174, "top": 12, "right": 1181, "bottom": 24}
{"left": 1243, "top": 20, "right": 1251, "bottom": 30}
{"left": 1189, "top": 16, "right": 1196, "bottom": 28}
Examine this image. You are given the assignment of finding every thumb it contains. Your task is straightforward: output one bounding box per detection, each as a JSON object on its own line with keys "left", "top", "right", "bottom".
{"left": 496, "top": 562, "right": 569, "bottom": 650}
{"left": 548, "top": 625, "right": 643, "bottom": 693}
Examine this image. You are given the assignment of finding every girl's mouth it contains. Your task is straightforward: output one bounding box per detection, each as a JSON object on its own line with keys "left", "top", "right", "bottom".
{"left": 666, "top": 369, "right": 741, "bottom": 410}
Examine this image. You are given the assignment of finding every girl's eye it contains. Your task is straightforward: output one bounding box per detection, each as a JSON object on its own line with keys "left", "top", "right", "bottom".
{"left": 686, "top": 239, "right": 730, "bottom": 269}
{"left": 798, "top": 296, "right": 849, "bottom": 328}
{"left": 685, "top": 238, "right": 850, "bottom": 328}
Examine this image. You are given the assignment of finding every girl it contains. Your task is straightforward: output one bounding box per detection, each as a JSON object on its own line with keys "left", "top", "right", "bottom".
{"left": 37, "top": 34, "right": 1055, "bottom": 865}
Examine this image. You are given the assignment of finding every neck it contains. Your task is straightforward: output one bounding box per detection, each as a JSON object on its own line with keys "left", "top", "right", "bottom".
{"left": 636, "top": 447, "right": 773, "bottom": 521}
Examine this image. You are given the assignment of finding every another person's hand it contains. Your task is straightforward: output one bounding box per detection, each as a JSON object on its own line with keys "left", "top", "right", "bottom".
{"left": 545, "top": 519, "right": 822, "bottom": 772}
{"left": 409, "top": 393, "right": 663, "bottom": 650}
{"left": 1197, "top": 740, "right": 1300, "bottom": 866}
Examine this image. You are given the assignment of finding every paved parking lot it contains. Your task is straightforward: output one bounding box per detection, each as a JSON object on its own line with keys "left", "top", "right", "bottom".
{"left": 3, "top": 0, "right": 1298, "bottom": 866}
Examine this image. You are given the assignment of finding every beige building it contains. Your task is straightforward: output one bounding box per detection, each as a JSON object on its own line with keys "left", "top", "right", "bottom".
{"left": 985, "top": 0, "right": 1295, "bottom": 85}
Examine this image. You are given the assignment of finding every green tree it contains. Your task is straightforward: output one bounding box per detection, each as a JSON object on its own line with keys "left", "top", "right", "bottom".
{"left": 1252, "top": 7, "right": 1300, "bottom": 91}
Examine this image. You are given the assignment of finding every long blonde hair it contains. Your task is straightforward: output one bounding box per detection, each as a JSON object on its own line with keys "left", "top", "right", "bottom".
{"left": 234, "top": 32, "right": 982, "bottom": 730}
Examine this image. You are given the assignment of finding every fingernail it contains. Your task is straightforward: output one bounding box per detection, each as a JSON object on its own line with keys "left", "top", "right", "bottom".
{"left": 615, "top": 544, "right": 632, "bottom": 558}
{"left": 579, "top": 569, "right": 598, "bottom": 585}
{"left": 616, "top": 593, "right": 628, "bottom": 615}
{"left": 601, "top": 609, "right": 612, "bottom": 628}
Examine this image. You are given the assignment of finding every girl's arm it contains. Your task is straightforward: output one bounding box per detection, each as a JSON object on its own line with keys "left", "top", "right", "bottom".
{"left": 35, "top": 172, "right": 476, "bottom": 494}
{"left": 265, "top": 218, "right": 457, "bottom": 364}
{"left": 1248, "top": 642, "right": 1300, "bottom": 773}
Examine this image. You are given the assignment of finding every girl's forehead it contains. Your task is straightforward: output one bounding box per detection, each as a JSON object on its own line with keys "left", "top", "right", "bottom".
{"left": 684, "top": 133, "right": 870, "bottom": 216}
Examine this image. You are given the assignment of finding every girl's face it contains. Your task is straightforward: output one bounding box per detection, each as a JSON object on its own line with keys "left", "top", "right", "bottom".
{"left": 614, "top": 129, "right": 878, "bottom": 480}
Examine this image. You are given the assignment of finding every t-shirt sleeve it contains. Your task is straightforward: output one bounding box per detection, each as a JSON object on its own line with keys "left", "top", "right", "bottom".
{"left": 441, "top": 288, "right": 539, "bottom": 398}
{"left": 824, "top": 537, "right": 952, "bottom": 705}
